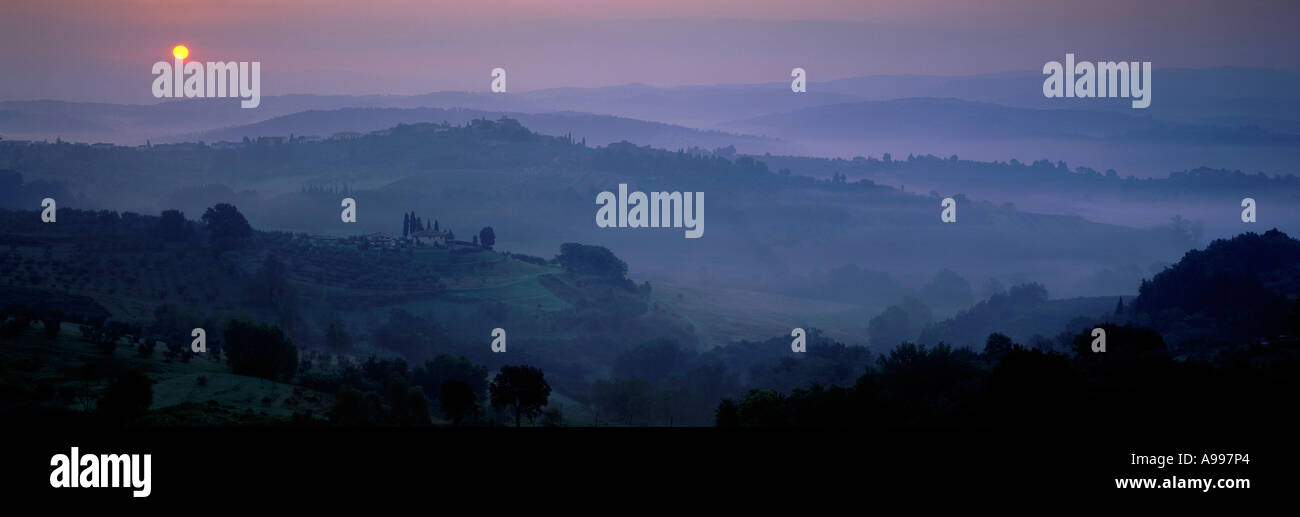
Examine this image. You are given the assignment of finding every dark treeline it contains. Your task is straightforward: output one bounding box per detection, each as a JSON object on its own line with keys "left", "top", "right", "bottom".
{"left": 715, "top": 322, "right": 1298, "bottom": 428}
{"left": 712, "top": 230, "right": 1300, "bottom": 427}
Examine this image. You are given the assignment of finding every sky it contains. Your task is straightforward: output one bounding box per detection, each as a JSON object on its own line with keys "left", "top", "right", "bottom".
{"left": 1, "top": 0, "right": 1297, "bottom": 102}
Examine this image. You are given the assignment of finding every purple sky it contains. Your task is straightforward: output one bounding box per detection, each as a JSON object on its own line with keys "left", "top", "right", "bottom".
{"left": 2, "top": 0, "right": 1297, "bottom": 102}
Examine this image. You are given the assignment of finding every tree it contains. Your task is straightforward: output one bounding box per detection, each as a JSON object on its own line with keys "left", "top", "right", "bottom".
{"left": 1007, "top": 282, "right": 1049, "bottom": 304}
{"left": 478, "top": 227, "right": 496, "bottom": 249}
{"left": 556, "top": 242, "right": 628, "bottom": 280}
{"left": 613, "top": 338, "right": 692, "bottom": 383}
{"left": 251, "top": 254, "right": 291, "bottom": 309}
{"left": 988, "top": 346, "right": 1080, "bottom": 426}
{"left": 385, "top": 374, "right": 431, "bottom": 426}
{"left": 439, "top": 379, "right": 478, "bottom": 425}
{"left": 150, "top": 303, "right": 202, "bottom": 357}
{"left": 737, "top": 389, "right": 788, "bottom": 427}
{"left": 201, "top": 203, "right": 252, "bottom": 251}
{"left": 1070, "top": 324, "right": 1167, "bottom": 363}
{"left": 981, "top": 278, "right": 1006, "bottom": 300}
{"left": 983, "top": 332, "right": 1014, "bottom": 360}
{"left": 81, "top": 320, "right": 131, "bottom": 356}
{"left": 919, "top": 269, "right": 974, "bottom": 312}
{"left": 330, "top": 386, "right": 383, "bottom": 426}
{"left": 223, "top": 319, "right": 298, "bottom": 382}
{"left": 1132, "top": 229, "right": 1299, "bottom": 344}
{"left": 489, "top": 365, "right": 551, "bottom": 427}
{"left": 412, "top": 354, "right": 488, "bottom": 404}
{"left": 404, "top": 386, "right": 432, "bottom": 426}
{"left": 592, "top": 378, "right": 653, "bottom": 425}
{"left": 868, "top": 305, "right": 911, "bottom": 349}
{"left": 156, "top": 209, "right": 190, "bottom": 241}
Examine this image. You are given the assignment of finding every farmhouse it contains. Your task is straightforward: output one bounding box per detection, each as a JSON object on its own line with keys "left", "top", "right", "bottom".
{"left": 410, "top": 229, "right": 448, "bottom": 247}
{"left": 366, "top": 232, "right": 399, "bottom": 249}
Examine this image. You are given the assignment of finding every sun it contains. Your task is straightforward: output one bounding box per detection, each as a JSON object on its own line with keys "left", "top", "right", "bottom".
{"left": 172, "top": 45, "right": 189, "bottom": 60}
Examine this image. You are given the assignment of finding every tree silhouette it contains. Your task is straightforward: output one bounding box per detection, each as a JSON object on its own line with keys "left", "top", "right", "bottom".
{"left": 252, "top": 254, "right": 290, "bottom": 309}
{"left": 479, "top": 226, "right": 496, "bottom": 249}
{"left": 737, "top": 389, "right": 787, "bottom": 427}
{"left": 556, "top": 242, "right": 627, "bottom": 280}
{"left": 156, "top": 209, "right": 189, "bottom": 241}
{"left": 330, "top": 386, "right": 383, "bottom": 426}
{"left": 412, "top": 354, "right": 488, "bottom": 405}
{"left": 201, "top": 203, "right": 252, "bottom": 252}
{"left": 404, "top": 386, "right": 432, "bottom": 426}
{"left": 613, "top": 338, "right": 692, "bottom": 383}
{"left": 489, "top": 365, "right": 551, "bottom": 427}
{"left": 592, "top": 377, "right": 653, "bottom": 425}
{"left": 983, "top": 332, "right": 1014, "bottom": 360}
{"left": 223, "top": 319, "right": 298, "bottom": 382}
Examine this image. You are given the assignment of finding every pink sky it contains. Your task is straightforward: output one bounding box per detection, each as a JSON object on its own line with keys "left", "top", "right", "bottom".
{"left": 2, "top": 0, "right": 1296, "bottom": 101}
